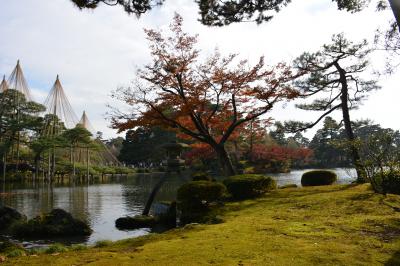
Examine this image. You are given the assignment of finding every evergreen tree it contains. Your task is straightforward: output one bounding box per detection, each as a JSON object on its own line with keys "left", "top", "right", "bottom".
{"left": 286, "top": 34, "right": 379, "bottom": 181}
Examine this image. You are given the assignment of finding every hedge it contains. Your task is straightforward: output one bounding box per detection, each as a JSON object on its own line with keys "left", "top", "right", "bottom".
{"left": 301, "top": 170, "right": 337, "bottom": 186}
{"left": 223, "top": 174, "right": 276, "bottom": 200}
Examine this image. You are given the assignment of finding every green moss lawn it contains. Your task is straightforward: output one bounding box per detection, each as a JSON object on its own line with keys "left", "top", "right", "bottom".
{"left": 4, "top": 184, "right": 400, "bottom": 265}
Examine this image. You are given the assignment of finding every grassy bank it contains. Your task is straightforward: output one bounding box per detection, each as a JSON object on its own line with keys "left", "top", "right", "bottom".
{"left": 3, "top": 184, "right": 400, "bottom": 265}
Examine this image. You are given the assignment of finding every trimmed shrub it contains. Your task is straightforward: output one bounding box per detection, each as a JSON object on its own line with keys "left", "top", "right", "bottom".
{"left": 191, "top": 172, "right": 213, "bottom": 181}
{"left": 177, "top": 181, "right": 227, "bottom": 224}
{"left": 301, "top": 170, "right": 337, "bottom": 186}
{"left": 223, "top": 174, "right": 277, "bottom": 200}
{"left": 177, "top": 181, "right": 226, "bottom": 209}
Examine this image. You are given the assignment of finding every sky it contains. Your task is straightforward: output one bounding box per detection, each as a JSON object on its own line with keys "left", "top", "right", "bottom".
{"left": 0, "top": 0, "right": 398, "bottom": 139}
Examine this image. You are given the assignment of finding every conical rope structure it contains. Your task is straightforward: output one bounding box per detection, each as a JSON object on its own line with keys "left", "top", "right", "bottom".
{"left": 7, "top": 60, "right": 33, "bottom": 101}
{"left": 78, "top": 111, "right": 95, "bottom": 133}
{"left": 43, "top": 75, "right": 79, "bottom": 131}
{"left": 5, "top": 60, "right": 33, "bottom": 169}
{"left": 78, "top": 111, "right": 121, "bottom": 166}
{"left": 0, "top": 75, "right": 8, "bottom": 92}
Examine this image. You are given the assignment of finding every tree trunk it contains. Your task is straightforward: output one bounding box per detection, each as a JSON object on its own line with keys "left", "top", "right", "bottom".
{"left": 72, "top": 147, "right": 76, "bottom": 180}
{"left": 86, "top": 147, "right": 90, "bottom": 183}
{"left": 213, "top": 144, "right": 236, "bottom": 176}
{"left": 2, "top": 154, "right": 6, "bottom": 192}
{"left": 335, "top": 62, "right": 365, "bottom": 182}
{"left": 34, "top": 154, "right": 40, "bottom": 182}
{"left": 388, "top": 0, "right": 400, "bottom": 34}
{"left": 47, "top": 152, "right": 51, "bottom": 183}
{"left": 51, "top": 147, "right": 56, "bottom": 179}
{"left": 16, "top": 131, "right": 20, "bottom": 174}
{"left": 142, "top": 173, "right": 169, "bottom": 216}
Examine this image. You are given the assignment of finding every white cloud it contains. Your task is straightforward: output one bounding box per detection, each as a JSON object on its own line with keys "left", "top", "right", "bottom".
{"left": 0, "top": 0, "right": 398, "bottom": 139}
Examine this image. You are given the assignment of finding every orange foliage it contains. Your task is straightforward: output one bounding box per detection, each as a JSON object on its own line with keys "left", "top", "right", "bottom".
{"left": 111, "top": 13, "right": 300, "bottom": 156}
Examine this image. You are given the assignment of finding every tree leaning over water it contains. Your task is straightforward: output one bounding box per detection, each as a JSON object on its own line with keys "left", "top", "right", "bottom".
{"left": 285, "top": 34, "right": 380, "bottom": 181}
{"left": 110, "top": 14, "right": 299, "bottom": 176}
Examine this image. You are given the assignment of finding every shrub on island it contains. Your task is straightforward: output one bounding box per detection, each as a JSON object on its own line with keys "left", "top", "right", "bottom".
{"left": 11, "top": 209, "right": 92, "bottom": 237}
{"left": 223, "top": 174, "right": 277, "bottom": 200}
{"left": 0, "top": 206, "right": 26, "bottom": 233}
{"left": 301, "top": 170, "right": 337, "bottom": 186}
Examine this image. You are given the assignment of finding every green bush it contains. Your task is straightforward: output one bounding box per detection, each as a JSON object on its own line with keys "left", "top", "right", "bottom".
{"left": 223, "top": 174, "right": 277, "bottom": 200}
{"left": 374, "top": 171, "right": 400, "bottom": 195}
{"left": 177, "top": 181, "right": 227, "bottom": 224}
{"left": 6, "top": 249, "right": 25, "bottom": 258}
{"left": 45, "top": 243, "right": 68, "bottom": 254}
{"left": 191, "top": 172, "right": 213, "bottom": 181}
{"left": 301, "top": 170, "right": 337, "bottom": 186}
{"left": 177, "top": 181, "right": 226, "bottom": 209}
{"left": 70, "top": 244, "right": 88, "bottom": 251}
{"left": 243, "top": 167, "right": 255, "bottom": 174}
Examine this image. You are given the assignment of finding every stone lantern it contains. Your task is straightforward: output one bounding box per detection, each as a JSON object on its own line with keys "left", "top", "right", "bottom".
{"left": 161, "top": 141, "right": 189, "bottom": 172}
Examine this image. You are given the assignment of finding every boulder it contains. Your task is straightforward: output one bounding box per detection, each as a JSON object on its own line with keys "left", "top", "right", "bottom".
{"left": 0, "top": 206, "right": 26, "bottom": 232}
{"left": 0, "top": 236, "right": 22, "bottom": 253}
{"left": 115, "top": 215, "right": 157, "bottom": 230}
{"left": 12, "top": 209, "right": 92, "bottom": 237}
{"left": 154, "top": 201, "right": 177, "bottom": 227}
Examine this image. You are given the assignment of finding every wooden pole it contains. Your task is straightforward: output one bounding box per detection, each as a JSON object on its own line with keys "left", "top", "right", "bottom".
{"left": 52, "top": 147, "right": 56, "bottom": 179}
{"left": 2, "top": 154, "right": 6, "bottom": 192}
{"left": 72, "top": 146, "right": 76, "bottom": 180}
{"left": 86, "top": 147, "right": 90, "bottom": 183}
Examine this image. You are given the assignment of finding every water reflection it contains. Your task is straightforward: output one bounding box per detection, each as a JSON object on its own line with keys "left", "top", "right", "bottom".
{"left": 0, "top": 174, "right": 190, "bottom": 245}
{"left": 0, "top": 169, "right": 356, "bottom": 245}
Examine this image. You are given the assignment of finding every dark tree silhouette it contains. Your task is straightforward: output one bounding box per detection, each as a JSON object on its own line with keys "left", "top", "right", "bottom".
{"left": 70, "top": 0, "right": 396, "bottom": 27}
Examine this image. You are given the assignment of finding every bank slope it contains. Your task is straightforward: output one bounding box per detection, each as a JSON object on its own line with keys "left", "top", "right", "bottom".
{"left": 6, "top": 184, "right": 400, "bottom": 265}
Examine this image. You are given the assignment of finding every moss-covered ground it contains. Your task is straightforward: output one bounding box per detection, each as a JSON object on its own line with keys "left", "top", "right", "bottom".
{"left": 3, "top": 184, "right": 400, "bottom": 265}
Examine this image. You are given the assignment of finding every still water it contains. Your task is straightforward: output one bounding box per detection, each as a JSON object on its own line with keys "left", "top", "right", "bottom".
{"left": 0, "top": 168, "right": 356, "bottom": 246}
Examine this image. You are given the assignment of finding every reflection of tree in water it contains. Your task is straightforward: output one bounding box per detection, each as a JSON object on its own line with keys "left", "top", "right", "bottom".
{"left": 0, "top": 182, "right": 98, "bottom": 224}
{"left": 121, "top": 173, "right": 190, "bottom": 215}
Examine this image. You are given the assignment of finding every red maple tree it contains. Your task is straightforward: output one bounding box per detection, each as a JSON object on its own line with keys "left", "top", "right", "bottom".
{"left": 111, "top": 14, "right": 300, "bottom": 175}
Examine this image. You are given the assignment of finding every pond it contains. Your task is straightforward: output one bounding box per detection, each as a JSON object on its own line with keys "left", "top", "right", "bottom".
{"left": 0, "top": 168, "right": 356, "bottom": 247}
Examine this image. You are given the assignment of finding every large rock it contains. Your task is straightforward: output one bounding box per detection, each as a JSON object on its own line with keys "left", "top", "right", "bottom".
{"left": 0, "top": 206, "right": 26, "bottom": 232}
{"left": 154, "top": 201, "right": 177, "bottom": 227}
{"left": 0, "top": 236, "right": 23, "bottom": 253}
{"left": 12, "top": 209, "right": 92, "bottom": 237}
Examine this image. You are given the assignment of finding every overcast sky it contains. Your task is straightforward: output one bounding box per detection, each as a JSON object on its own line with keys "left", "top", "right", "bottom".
{"left": 0, "top": 0, "right": 397, "bottom": 139}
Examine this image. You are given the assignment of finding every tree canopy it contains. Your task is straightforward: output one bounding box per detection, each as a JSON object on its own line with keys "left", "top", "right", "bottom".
{"left": 110, "top": 14, "right": 299, "bottom": 175}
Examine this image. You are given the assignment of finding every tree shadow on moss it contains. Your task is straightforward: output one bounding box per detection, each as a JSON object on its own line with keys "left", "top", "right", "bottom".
{"left": 385, "top": 251, "right": 400, "bottom": 266}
